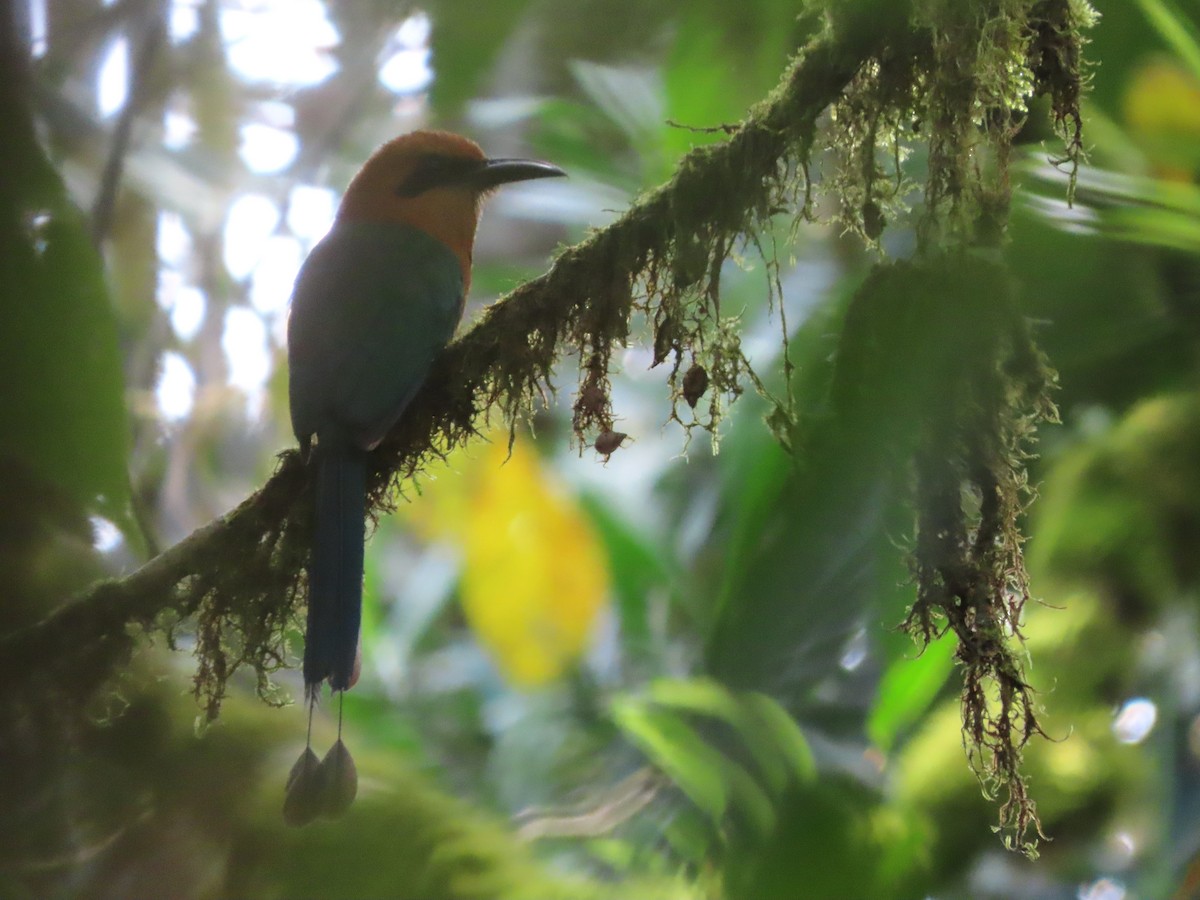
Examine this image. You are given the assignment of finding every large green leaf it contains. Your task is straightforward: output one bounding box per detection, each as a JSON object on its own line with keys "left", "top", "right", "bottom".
{"left": 0, "top": 108, "right": 131, "bottom": 535}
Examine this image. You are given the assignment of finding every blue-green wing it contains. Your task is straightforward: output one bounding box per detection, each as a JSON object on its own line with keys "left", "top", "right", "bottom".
{"left": 288, "top": 222, "right": 464, "bottom": 449}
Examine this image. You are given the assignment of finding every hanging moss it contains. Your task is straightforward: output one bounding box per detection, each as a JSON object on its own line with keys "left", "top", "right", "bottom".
{"left": 833, "top": 254, "right": 1059, "bottom": 853}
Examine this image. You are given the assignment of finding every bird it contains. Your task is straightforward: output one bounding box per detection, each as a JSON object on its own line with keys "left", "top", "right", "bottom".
{"left": 283, "top": 130, "right": 564, "bottom": 825}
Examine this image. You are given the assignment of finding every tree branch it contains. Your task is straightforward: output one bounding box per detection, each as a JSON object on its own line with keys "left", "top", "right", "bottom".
{"left": 0, "top": 10, "right": 891, "bottom": 710}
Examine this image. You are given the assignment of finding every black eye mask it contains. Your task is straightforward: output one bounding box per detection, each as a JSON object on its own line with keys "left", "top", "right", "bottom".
{"left": 395, "top": 155, "right": 484, "bottom": 197}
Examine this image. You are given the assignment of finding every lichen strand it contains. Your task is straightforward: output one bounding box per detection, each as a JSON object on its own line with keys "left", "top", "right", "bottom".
{"left": 837, "top": 256, "right": 1061, "bottom": 854}
{"left": 827, "top": 0, "right": 1095, "bottom": 245}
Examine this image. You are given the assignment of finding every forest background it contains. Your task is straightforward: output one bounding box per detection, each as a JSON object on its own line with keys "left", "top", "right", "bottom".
{"left": 3, "top": 1, "right": 1200, "bottom": 898}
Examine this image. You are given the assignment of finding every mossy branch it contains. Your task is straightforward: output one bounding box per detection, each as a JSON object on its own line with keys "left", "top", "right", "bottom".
{"left": 0, "top": 7, "right": 890, "bottom": 714}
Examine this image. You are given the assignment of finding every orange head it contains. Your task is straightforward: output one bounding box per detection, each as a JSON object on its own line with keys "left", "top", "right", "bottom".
{"left": 336, "top": 130, "right": 564, "bottom": 289}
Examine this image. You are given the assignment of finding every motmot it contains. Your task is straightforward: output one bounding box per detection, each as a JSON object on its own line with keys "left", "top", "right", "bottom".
{"left": 283, "top": 130, "right": 564, "bottom": 824}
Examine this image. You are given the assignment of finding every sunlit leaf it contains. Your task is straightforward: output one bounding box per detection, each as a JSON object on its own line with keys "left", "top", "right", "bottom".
{"left": 867, "top": 632, "right": 957, "bottom": 753}
{"left": 410, "top": 434, "right": 609, "bottom": 687}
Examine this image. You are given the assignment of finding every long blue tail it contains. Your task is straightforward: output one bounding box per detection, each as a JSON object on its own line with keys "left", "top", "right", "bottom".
{"left": 304, "top": 442, "right": 367, "bottom": 695}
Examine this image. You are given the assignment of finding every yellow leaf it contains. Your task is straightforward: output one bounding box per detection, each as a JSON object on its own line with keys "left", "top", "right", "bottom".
{"left": 1123, "top": 59, "right": 1200, "bottom": 177}
{"left": 404, "top": 434, "right": 610, "bottom": 687}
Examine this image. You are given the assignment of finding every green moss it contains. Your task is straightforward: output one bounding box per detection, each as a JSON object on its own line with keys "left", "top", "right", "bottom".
{"left": 825, "top": 0, "right": 1097, "bottom": 245}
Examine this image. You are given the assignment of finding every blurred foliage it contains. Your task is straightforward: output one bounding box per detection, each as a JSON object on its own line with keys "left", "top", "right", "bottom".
{"left": 0, "top": 18, "right": 133, "bottom": 562}
{"left": 408, "top": 434, "right": 609, "bottom": 687}
{"left": 5, "top": 0, "right": 1200, "bottom": 898}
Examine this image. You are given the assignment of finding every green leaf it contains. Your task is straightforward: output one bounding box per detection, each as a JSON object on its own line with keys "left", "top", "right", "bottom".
{"left": 867, "top": 633, "right": 957, "bottom": 753}
{"left": 1104, "top": 205, "right": 1200, "bottom": 253}
{"left": 0, "top": 176, "right": 132, "bottom": 534}
{"left": 615, "top": 686, "right": 780, "bottom": 840}
{"left": 661, "top": 0, "right": 804, "bottom": 166}
{"left": 1025, "top": 163, "right": 1200, "bottom": 218}
{"left": 741, "top": 693, "right": 816, "bottom": 786}
{"left": 610, "top": 697, "right": 728, "bottom": 823}
{"left": 581, "top": 492, "right": 677, "bottom": 659}
{"left": 660, "top": 807, "right": 716, "bottom": 864}
{"left": 713, "top": 751, "right": 777, "bottom": 841}
{"left": 617, "top": 679, "right": 817, "bottom": 840}
{"left": 568, "top": 61, "right": 664, "bottom": 156}
{"left": 645, "top": 678, "right": 789, "bottom": 794}
{"left": 426, "top": 0, "right": 537, "bottom": 114}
